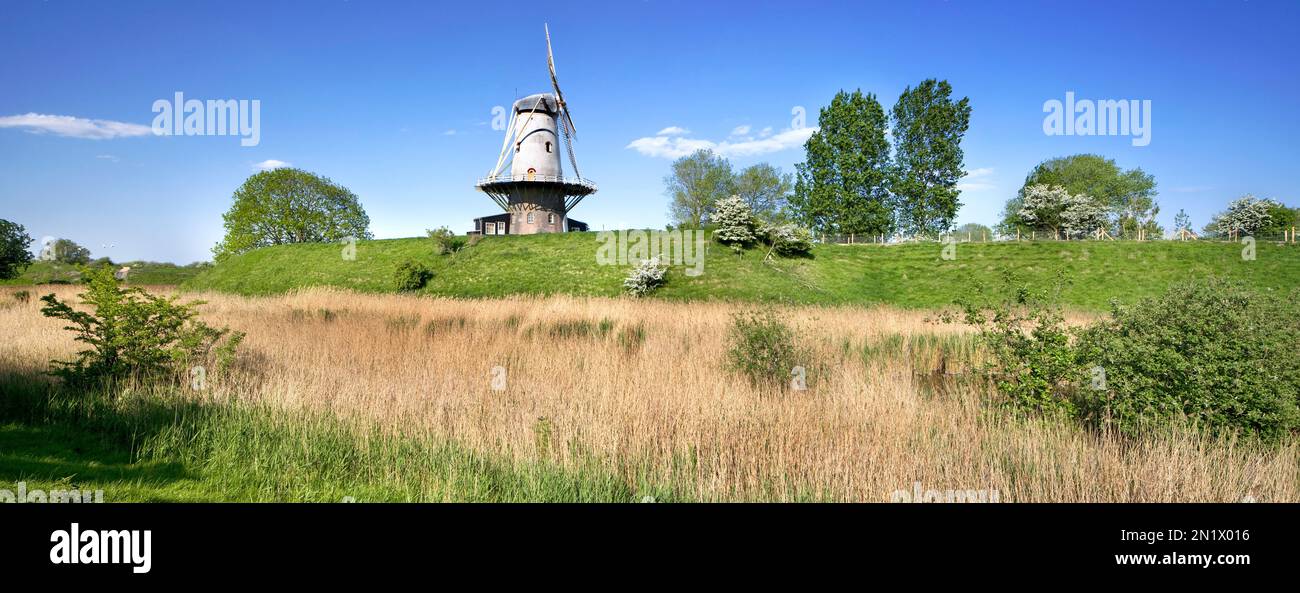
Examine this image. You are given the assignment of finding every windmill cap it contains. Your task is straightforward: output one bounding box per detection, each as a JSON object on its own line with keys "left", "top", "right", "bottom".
{"left": 513, "top": 93, "right": 560, "bottom": 114}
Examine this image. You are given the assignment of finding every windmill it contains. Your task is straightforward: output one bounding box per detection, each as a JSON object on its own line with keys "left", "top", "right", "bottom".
{"left": 473, "top": 24, "right": 596, "bottom": 235}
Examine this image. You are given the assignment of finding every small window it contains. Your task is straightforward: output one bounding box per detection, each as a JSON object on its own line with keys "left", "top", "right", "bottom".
{"left": 548, "top": 213, "right": 556, "bottom": 225}
{"left": 496, "top": 222, "right": 504, "bottom": 234}
{"left": 527, "top": 212, "right": 535, "bottom": 224}
{"left": 545, "top": 141, "right": 552, "bottom": 153}
{"left": 515, "top": 142, "right": 521, "bottom": 153}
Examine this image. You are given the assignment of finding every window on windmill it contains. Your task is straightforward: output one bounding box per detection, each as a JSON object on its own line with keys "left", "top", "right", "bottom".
{"left": 545, "top": 141, "right": 552, "bottom": 153}
{"left": 527, "top": 212, "right": 535, "bottom": 224}
{"left": 548, "top": 213, "right": 556, "bottom": 225}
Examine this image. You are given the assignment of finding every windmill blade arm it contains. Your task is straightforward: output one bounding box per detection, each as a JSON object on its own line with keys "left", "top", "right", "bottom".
{"left": 489, "top": 108, "right": 518, "bottom": 177}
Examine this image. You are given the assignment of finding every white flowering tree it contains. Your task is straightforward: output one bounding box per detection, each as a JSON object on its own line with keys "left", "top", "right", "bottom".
{"left": 1060, "top": 193, "right": 1110, "bottom": 239}
{"left": 1205, "top": 195, "right": 1278, "bottom": 237}
{"left": 712, "top": 195, "right": 757, "bottom": 245}
{"left": 1019, "top": 184, "right": 1109, "bottom": 239}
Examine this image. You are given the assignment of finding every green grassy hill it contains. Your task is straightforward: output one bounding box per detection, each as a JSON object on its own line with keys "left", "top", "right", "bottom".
{"left": 180, "top": 232, "right": 1300, "bottom": 310}
{"left": 1, "top": 260, "right": 210, "bottom": 287}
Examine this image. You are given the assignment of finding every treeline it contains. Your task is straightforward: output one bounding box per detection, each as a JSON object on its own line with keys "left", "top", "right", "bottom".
{"left": 666, "top": 80, "right": 972, "bottom": 239}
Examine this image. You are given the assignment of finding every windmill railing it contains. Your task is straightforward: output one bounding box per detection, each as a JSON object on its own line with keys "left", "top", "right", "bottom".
{"left": 475, "top": 174, "right": 598, "bottom": 192}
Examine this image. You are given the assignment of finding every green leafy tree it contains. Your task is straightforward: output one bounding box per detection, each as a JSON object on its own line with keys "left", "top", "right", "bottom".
{"left": 0, "top": 219, "right": 34, "bottom": 279}
{"left": 1261, "top": 202, "right": 1299, "bottom": 238}
{"left": 791, "top": 89, "right": 894, "bottom": 237}
{"left": 890, "top": 79, "right": 972, "bottom": 237}
{"left": 213, "top": 168, "right": 372, "bottom": 261}
{"left": 999, "top": 154, "right": 1157, "bottom": 237}
{"left": 1173, "top": 209, "right": 1191, "bottom": 235}
{"left": 953, "top": 222, "right": 993, "bottom": 241}
{"left": 665, "top": 149, "right": 734, "bottom": 227}
{"left": 50, "top": 239, "right": 91, "bottom": 264}
{"left": 734, "top": 163, "right": 793, "bottom": 223}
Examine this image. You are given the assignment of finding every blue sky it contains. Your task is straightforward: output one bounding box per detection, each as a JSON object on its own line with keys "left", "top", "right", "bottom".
{"left": 2, "top": 0, "right": 1297, "bottom": 263}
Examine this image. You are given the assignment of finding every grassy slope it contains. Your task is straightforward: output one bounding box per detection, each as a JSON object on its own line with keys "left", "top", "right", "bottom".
{"left": 0, "top": 260, "right": 208, "bottom": 287}
{"left": 183, "top": 233, "right": 1300, "bottom": 310}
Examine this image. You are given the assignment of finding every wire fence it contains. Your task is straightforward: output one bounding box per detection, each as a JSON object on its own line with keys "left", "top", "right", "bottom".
{"left": 817, "top": 228, "right": 1300, "bottom": 245}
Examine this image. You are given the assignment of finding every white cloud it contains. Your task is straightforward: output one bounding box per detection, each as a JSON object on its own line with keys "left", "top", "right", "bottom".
{"left": 655, "top": 126, "right": 690, "bottom": 136}
{"left": 95, "top": 154, "right": 120, "bottom": 163}
{"left": 624, "top": 136, "right": 717, "bottom": 159}
{"left": 730, "top": 125, "right": 751, "bottom": 137}
{"left": 758, "top": 126, "right": 773, "bottom": 138}
{"left": 0, "top": 113, "right": 152, "bottom": 139}
{"left": 254, "top": 159, "right": 291, "bottom": 171}
{"left": 443, "top": 129, "right": 457, "bottom": 136}
{"left": 957, "top": 167, "right": 995, "bottom": 191}
{"left": 627, "top": 126, "right": 817, "bottom": 159}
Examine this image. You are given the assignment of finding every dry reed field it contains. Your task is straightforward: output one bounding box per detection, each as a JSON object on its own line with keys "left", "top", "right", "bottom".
{"left": 1, "top": 285, "right": 1296, "bottom": 502}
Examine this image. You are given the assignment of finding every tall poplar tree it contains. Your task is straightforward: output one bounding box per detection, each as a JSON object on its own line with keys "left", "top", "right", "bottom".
{"left": 890, "top": 79, "right": 971, "bottom": 237}
{"left": 790, "top": 90, "right": 893, "bottom": 237}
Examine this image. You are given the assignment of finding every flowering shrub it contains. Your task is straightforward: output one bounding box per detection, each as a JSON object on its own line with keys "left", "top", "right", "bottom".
{"left": 762, "top": 223, "right": 814, "bottom": 256}
{"left": 623, "top": 257, "right": 667, "bottom": 297}
{"left": 712, "top": 195, "right": 757, "bottom": 245}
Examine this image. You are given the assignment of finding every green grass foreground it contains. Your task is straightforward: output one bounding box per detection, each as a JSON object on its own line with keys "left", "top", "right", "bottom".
{"left": 182, "top": 233, "right": 1300, "bottom": 310}
{"left": 0, "top": 374, "right": 668, "bottom": 503}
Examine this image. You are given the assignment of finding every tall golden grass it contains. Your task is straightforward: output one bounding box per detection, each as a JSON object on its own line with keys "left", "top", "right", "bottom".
{"left": 1, "top": 286, "right": 1295, "bottom": 502}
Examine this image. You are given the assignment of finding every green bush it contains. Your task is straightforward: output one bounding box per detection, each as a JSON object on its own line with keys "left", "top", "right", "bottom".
{"left": 38, "top": 266, "right": 243, "bottom": 388}
{"left": 1074, "top": 278, "right": 1300, "bottom": 439}
{"left": 957, "top": 278, "right": 1080, "bottom": 418}
{"left": 427, "top": 227, "right": 468, "bottom": 255}
{"left": 959, "top": 275, "right": 1300, "bottom": 440}
{"left": 12, "top": 290, "right": 30, "bottom": 303}
{"left": 393, "top": 260, "right": 433, "bottom": 291}
{"left": 726, "top": 309, "right": 806, "bottom": 391}
{"left": 762, "top": 223, "right": 814, "bottom": 257}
